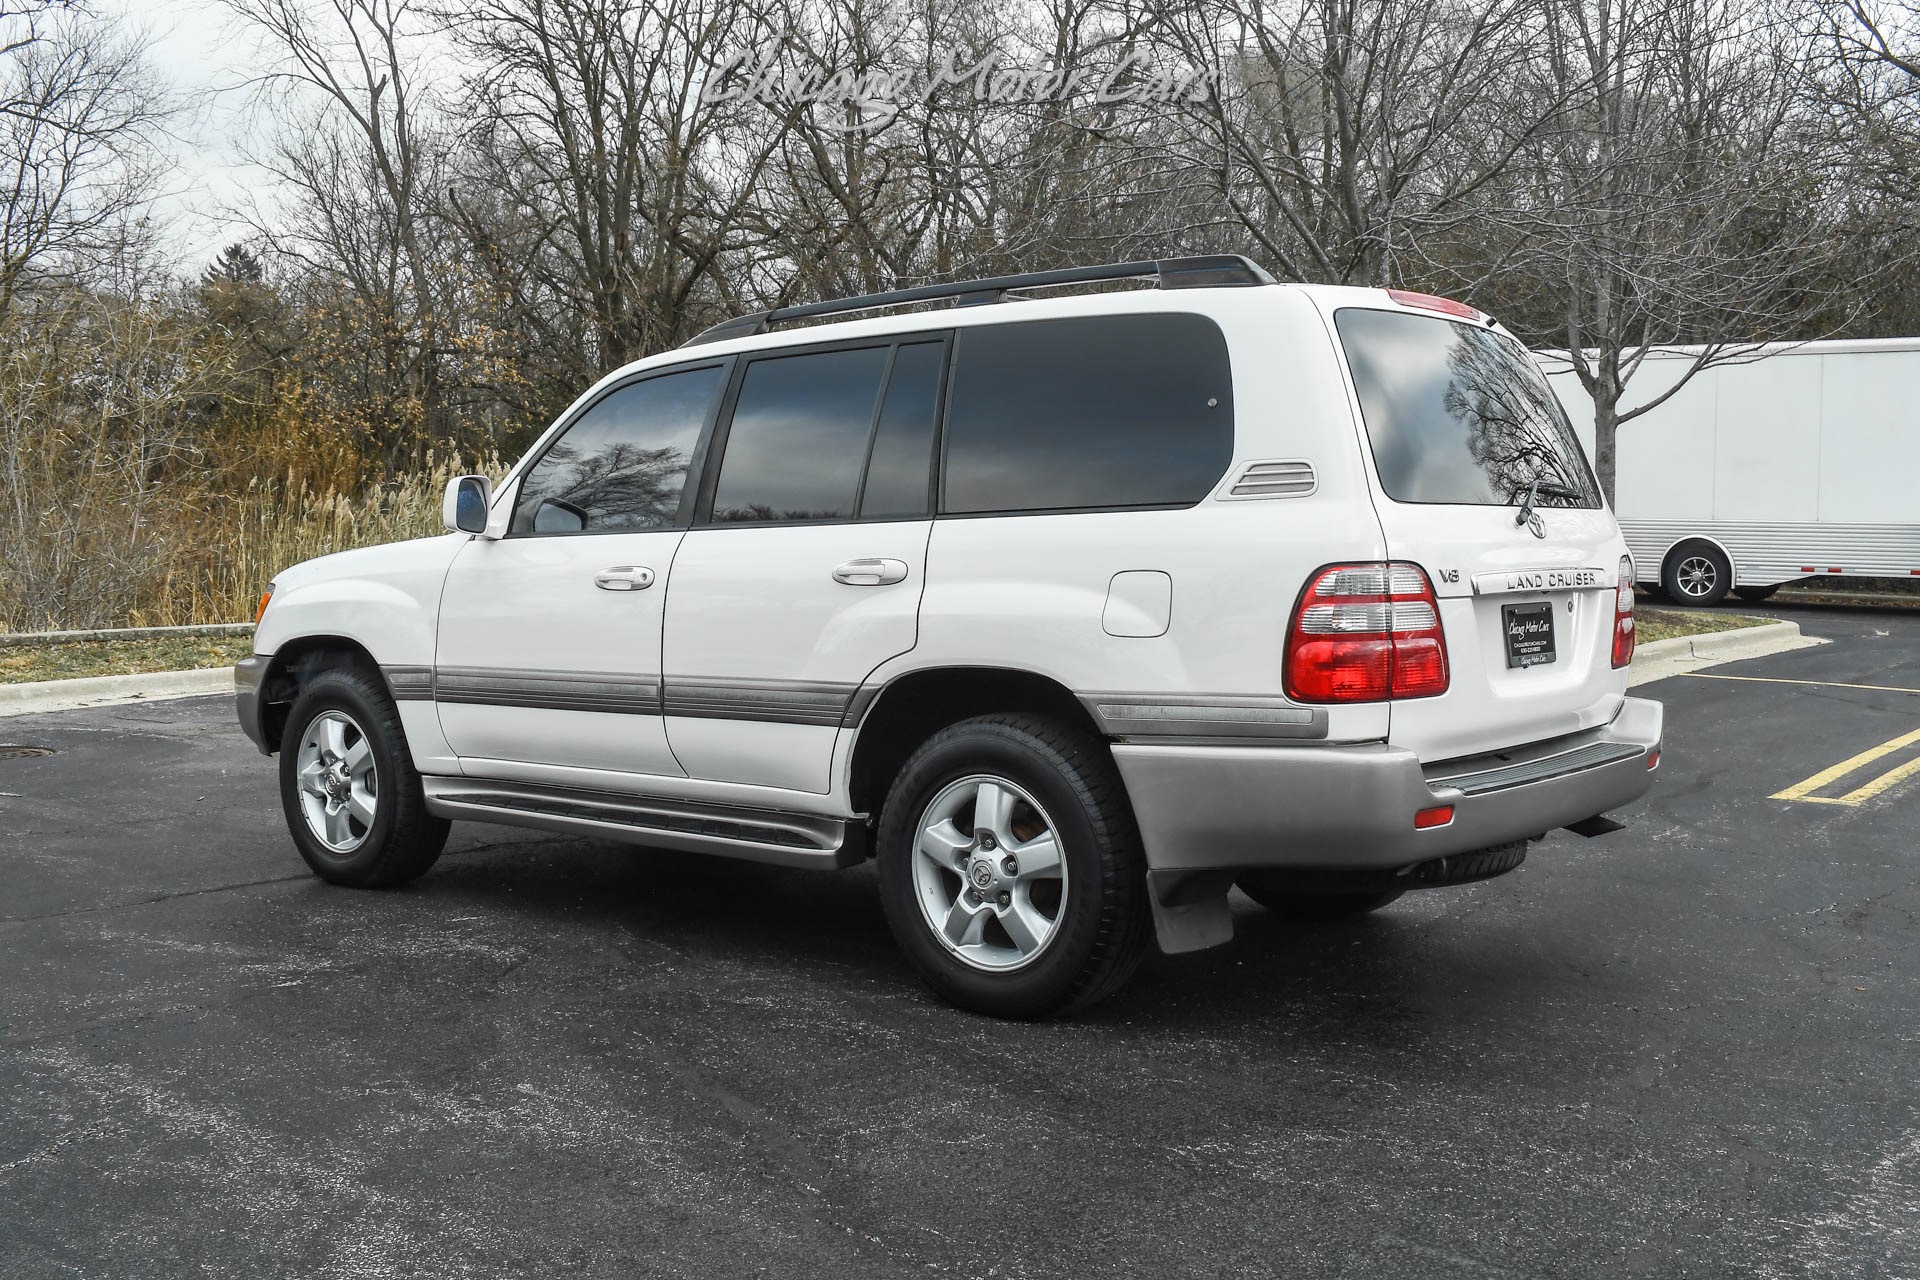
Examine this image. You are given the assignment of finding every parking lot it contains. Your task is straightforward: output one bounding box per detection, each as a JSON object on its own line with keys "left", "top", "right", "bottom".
{"left": 2, "top": 605, "right": 1917, "bottom": 1278}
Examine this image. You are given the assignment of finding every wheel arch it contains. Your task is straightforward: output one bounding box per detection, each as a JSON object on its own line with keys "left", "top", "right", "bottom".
{"left": 843, "top": 665, "right": 1108, "bottom": 818}
{"left": 1659, "top": 534, "right": 1738, "bottom": 590}
{"left": 256, "top": 636, "right": 389, "bottom": 754}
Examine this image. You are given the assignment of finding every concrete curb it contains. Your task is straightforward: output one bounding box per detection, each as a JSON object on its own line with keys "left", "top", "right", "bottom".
{"left": 0, "top": 623, "right": 253, "bottom": 649}
{"left": 1629, "top": 619, "right": 1826, "bottom": 687}
{"left": 0, "top": 667, "right": 234, "bottom": 718}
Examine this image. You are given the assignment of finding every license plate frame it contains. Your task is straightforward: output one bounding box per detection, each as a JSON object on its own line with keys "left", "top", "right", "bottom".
{"left": 1502, "top": 600, "right": 1557, "bottom": 669}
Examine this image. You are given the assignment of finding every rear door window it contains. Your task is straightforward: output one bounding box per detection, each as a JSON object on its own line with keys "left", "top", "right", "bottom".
{"left": 1335, "top": 307, "right": 1601, "bottom": 508}
{"left": 941, "top": 313, "right": 1234, "bottom": 514}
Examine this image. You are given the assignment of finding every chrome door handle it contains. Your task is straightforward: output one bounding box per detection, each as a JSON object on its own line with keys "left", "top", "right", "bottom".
{"left": 832, "top": 557, "right": 909, "bottom": 587}
{"left": 594, "top": 565, "right": 655, "bottom": 591}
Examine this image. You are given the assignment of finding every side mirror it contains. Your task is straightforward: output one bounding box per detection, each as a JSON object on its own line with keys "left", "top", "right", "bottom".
{"left": 443, "top": 475, "right": 492, "bottom": 535}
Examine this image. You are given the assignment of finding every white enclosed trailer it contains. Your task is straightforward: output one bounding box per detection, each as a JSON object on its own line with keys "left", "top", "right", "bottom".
{"left": 1541, "top": 338, "right": 1920, "bottom": 603}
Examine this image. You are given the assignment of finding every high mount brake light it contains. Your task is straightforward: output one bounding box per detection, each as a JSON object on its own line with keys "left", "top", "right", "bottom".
{"left": 1386, "top": 289, "right": 1482, "bottom": 322}
{"left": 1284, "top": 562, "right": 1450, "bottom": 703}
{"left": 1611, "top": 556, "right": 1635, "bottom": 669}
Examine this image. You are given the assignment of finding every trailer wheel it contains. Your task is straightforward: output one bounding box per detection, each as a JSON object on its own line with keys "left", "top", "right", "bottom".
{"left": 1663, "top": 541, "right": 1731, "bottom": 606}
{"left": 1733, "top": 584, "right": 1779, "bottom": 602}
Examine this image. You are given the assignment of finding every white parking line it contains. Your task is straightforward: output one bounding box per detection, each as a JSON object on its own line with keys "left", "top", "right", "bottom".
{"left": 1681, "top": 673, "right": 1920, "bottom": 696}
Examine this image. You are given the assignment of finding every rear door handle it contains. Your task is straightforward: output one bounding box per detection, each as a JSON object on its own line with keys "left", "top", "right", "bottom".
{"left": 832, "top": 557, "right": 909, "bottom": 587}
{"left": 594, "top": 565, "right": 655, "bottom": 591}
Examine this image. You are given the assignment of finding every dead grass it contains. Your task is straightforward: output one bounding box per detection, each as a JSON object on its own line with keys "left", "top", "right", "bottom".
{"left": 1636, "top": 607, "right": 1771, "bottom": 645}
{"left": 0, "top": 634, "right": 254, "bottom": 683}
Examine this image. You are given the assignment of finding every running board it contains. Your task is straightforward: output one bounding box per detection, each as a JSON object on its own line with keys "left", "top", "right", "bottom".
{"left": 421, "top": 778, "right": 866, "bottom": 870}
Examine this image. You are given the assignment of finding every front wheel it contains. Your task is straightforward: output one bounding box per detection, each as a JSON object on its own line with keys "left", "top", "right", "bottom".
{"left": 279, "top": 666, "right": 449, "bottom": 887}
{"left": 875, "top": 715, "right": 1151, "bottom": 1018}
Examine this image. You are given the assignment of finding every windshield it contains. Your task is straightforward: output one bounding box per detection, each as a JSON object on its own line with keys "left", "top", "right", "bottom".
{"left": 1335, "top": 307, "right": 1601, "bottom": 509}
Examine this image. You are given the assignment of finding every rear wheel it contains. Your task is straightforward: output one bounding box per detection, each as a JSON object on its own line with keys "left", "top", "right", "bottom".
{"left": 1663, "top": 541, "right": 1731, "bottom": 606}
{"left": 875, "top": 714, "right": 1151, "bottom": 1018}
{"left": 278, "top": 666, "right": 449, "bottom": 887}
{"left": 1235, "top": 875, "right": 1404, "bottom": 921}
{"left": 1733, "top": 584, "right": 1779, "bottom": 602}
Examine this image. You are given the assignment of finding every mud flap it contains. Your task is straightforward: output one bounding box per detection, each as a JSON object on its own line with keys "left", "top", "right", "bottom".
{"left": 1146, "top": 869, "right": 1237, "bottom": 954}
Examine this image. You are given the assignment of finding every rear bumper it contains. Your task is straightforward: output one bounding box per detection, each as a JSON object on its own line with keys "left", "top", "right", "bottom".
{"left": 1112, "top": 696, "right": 1663, "bottom": 873}
{"left": 235, "top": 655, "right": 269, "bottom": 754}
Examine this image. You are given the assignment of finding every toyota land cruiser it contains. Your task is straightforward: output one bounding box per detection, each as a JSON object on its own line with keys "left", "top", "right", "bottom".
{"left": 237, "top": 255, "right": 1663, "bottom": 1017}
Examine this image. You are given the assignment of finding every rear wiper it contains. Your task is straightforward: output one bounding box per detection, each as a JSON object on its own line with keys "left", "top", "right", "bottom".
{"left": 1512, "top": 478, "right": 1583, "bottom": 528}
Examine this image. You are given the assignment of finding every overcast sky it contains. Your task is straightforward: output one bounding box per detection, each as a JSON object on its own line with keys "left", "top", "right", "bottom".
{"left": 102, "top": 0, "right": 290, "bottom": 271}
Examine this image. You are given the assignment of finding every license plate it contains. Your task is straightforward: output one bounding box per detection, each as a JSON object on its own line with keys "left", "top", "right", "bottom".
{"left": 1503, "top": 601, "right": 1556, "bottom": 669}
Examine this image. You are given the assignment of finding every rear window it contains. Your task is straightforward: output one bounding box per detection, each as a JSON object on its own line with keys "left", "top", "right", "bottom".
{"left": 941, "top": 313, "right": 1233, "bottom": 514}
{"left": 1335, "top": 308, "right": 1601, "bottom": 508}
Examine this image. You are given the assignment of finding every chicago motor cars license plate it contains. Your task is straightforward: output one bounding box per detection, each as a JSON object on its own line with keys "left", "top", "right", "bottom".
{"left": 1503, "top": 600, "right": 1556, "bottom": 668}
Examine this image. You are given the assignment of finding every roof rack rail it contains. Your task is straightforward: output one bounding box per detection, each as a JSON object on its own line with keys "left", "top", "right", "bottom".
{"left": 680, "top": 254, "right": 1274, "bottom": 348}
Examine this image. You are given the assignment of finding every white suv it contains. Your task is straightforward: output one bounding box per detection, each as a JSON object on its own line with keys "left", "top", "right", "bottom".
{"left": 237, "top": 256, "right": 1663, "bottom": 1017}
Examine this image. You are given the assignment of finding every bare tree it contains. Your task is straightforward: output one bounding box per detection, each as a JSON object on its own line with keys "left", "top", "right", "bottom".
{"left": 0, "top": 0, "right": 166, "bottom": 320}
{"left": 223, "top": 0, "right": 458, "bottom": 465}
{"left": 444, "top": 0, "right": 797, "bottom": 369}
{"left": 1146, "top": 0, "right": 1564, "bottom": 285}
{"left": 1483, "top": 0, "right": 1856, "bottom": 501}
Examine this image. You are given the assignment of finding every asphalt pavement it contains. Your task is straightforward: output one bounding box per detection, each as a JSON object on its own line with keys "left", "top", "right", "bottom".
{"left": 2, "top": 605, "right": 1917, "bottom": 1278}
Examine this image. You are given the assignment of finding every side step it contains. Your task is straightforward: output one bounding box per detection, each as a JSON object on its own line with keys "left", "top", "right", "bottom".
{"left": 421, "top": 778, "right": 866, "bottom": 870}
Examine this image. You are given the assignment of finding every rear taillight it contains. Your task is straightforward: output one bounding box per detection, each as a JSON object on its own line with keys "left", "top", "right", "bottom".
{"left": 1284, "top": 562, "right": 1449, "bottom": 703}
{"left": 1611, "top": 555, "right": 1635, "bottom": 668}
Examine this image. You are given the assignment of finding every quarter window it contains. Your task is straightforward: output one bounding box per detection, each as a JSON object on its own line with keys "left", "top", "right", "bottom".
{"left": 858, "top": 341, "right": 944, "bottom": 519}
{"left": 941, "top": 313, "right": 1234, "bottom": 514}
{"left": 511, "top": 365, "right": 724, "bottom": 535}
{"left": 710, "top": 346, "right": 891, "bottom": 523}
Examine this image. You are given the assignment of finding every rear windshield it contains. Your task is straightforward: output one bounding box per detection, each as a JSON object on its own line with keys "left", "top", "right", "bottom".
{"left": 1335, "top": 308, "right": 1601, "bottom": 508}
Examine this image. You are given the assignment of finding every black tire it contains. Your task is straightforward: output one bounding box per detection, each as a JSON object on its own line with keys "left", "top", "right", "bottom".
{"left": 1235, "top": 875, "right": 1404, "bottom": 920}
{"left": 1662, "top": 540, "right": 1732, "bottom": 606}
{"left": 278, "top": 665, "right": 449, "bottom": 888}
{"left": 875, "top": 714, "right": 1152, "bottom": 1018}
{"left": 1733, "top": 584, "right": 1779, "bottom": 602}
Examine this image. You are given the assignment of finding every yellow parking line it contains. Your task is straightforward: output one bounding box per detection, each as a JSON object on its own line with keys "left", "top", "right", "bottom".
{"left": 1837, "top": 754, "right": 1920, "bottom": 805}
{"left": 1682, "top": 673, "right": 1920, "bottom": 696}
{"left": 1771, "top": 726, "right": 1920, "bottom": 806}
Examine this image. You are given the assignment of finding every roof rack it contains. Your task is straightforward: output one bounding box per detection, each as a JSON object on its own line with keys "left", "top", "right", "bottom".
{"left": 680, "top": 254, "right": 1275, "bottom": 348}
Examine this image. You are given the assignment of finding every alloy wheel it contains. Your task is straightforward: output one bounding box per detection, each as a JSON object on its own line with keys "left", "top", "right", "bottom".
{"left": 1676, "top": 555, "right": 1719, "bottom": 599}
{"left": 294, "top": 710, "right": 378, "bottom": 853}
{"left": 911, "top": 774, "right": 1068, "bottom": 972}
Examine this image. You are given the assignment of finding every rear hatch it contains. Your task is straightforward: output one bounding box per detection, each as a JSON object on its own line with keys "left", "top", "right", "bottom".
{"left": 1330, "top": 303, "right": 1628, "bottom": 762}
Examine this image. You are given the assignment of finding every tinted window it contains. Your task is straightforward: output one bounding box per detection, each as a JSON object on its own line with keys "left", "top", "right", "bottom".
{"left": 858, "top": 341, "right": 943, "bottom": 519}
{"left": 1336, "top": 308, "right": 1601, "bottom": 508}
{"left": 711, "top": 346, "right": 889, "bottom": 523}
{"left": 942, "top": 314, "right": 1233, "bottom": 514}
{"left": 511, "top": 365, "right": 723, "bottom": 535}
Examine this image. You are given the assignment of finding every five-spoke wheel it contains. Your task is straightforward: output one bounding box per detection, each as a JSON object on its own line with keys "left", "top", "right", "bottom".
{"left": 877, "top": 714, "right": 1150, "bottom": 1018}
{"left": 912, "top": 774, "right": 1068, "bottom": 972}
